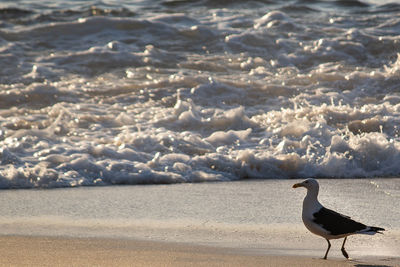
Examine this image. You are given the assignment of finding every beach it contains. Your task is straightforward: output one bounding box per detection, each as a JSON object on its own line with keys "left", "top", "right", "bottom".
{"left": 1, "top": 235, "right": 398, "bottom": 267}
{"left": 1, "top": 1, "right": 400, "bottom": 265}
{"left": 0, "top": 179, "right": 398, "bottom": 266}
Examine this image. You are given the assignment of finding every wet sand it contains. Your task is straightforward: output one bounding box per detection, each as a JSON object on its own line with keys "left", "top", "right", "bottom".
{"left": 1, "top": 235, "right": 398, "bottom": 267}
{"left": 0, "top": 179, "right": 398, "bottom": 266}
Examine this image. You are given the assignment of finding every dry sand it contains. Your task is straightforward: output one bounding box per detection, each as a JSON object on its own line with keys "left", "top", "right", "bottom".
{"left": 0, "top": 235, "right": 398, "bottom": 267}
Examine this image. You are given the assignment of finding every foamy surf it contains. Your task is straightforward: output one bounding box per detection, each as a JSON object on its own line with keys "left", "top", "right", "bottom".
{"left": 1, "top": 1, "right": 400, "bottom": 188}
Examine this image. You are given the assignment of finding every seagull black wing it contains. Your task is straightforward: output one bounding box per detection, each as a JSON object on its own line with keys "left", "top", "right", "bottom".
{"left": 312, "top": 207, "right": 367, "bottom": 236}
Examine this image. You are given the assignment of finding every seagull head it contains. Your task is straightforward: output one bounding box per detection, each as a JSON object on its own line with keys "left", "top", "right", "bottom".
{"left": 292, "top": 178, "right": 319, "bottom": 191}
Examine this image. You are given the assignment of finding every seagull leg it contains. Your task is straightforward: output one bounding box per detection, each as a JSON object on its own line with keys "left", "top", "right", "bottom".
{"left": 341, "top": 237, "right": 349, "bottom": 259}
{"left": 323, "top": 239, "right": 331, "bottom": 260}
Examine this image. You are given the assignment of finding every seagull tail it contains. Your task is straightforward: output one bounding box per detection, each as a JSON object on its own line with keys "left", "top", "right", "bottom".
{"left": 359, "top": 226, "right": 385, "bottom": 235}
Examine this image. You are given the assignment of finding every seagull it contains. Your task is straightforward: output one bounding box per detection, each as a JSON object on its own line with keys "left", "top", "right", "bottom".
{"left": 292, "top": 178, "right": 385, "bottom": 259}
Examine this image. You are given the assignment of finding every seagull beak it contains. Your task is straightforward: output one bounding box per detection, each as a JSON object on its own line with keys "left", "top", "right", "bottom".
{"left": 292, "top": 182, "right": 303, "bottom": 188}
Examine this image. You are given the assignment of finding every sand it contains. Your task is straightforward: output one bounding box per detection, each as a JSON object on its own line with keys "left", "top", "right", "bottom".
{"left": 1, "top": 179, "right": 399, "bottom": 266}
{"left": 0, "top": 235, "right": 398, "bottom": 267}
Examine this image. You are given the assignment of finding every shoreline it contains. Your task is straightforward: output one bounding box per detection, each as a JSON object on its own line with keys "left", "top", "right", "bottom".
{"left": 0, "top": 179, "right": 398, "bottom": 266}
{"left": 1, "top": 235, "right": 398, "bottom": 267}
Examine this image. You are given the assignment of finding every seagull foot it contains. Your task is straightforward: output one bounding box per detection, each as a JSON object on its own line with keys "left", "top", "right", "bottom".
{"left": 341, "top": 248, "right": 349, "bottom": 259}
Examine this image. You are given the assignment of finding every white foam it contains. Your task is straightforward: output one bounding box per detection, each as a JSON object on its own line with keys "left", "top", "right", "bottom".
{"left": 1, "top": 3, "right": 400, "bottom": 187}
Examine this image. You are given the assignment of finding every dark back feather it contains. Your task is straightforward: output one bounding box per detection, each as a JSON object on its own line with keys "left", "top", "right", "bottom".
{"left": 313, "top": 207, "right": 366, "bottom": 235}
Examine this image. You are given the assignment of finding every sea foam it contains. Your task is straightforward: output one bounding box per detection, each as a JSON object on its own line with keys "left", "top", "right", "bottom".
{"left": 0, "top": 1, "right": 400, "bottom": 188}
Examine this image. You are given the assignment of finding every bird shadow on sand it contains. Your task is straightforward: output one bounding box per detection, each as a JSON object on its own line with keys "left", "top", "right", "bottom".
{"left": 350, "top": 258, "right": 396, "bottom": 267}
{"left": 353, "top": 263, "right": 393, "bottom": 267}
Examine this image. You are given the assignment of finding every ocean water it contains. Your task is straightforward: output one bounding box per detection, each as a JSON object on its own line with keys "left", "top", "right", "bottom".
{"left": 1, "top": 0, "right": 400, "bottom": 188}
